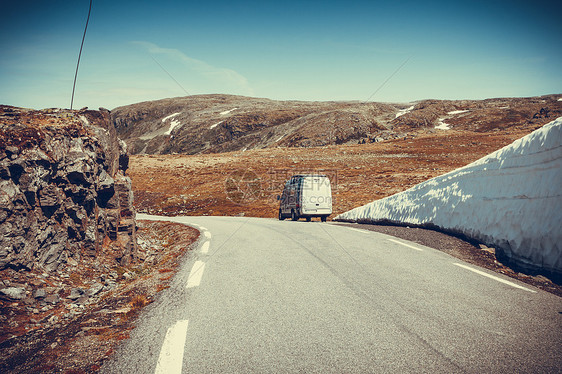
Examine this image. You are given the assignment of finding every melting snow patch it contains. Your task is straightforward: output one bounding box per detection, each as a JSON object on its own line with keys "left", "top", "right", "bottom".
{"left": 220, "top": 108, "right": 238, "bottom": 116}
{"left": 165, "top": 120, "right": 182, "bottom": 135}
{"left": 210, "top": 121, "right": 223, "bottom": 129}
{"left": 395, "top": 105, "right": 415, "bottom": 119}
{"left": 558, "top": 98, "right": 562, "bottom": 101}
{"left": 448, "top": 110, "right": 469, "bottom": 115}
{"left": 435, "top": 119, "right": 451, "bottom": 130}
{"left": 162, "top": 112, "right": 180, "bottom": 122}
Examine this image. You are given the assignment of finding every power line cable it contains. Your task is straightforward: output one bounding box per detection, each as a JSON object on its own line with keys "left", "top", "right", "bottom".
{"left": 150, "top": 54, "right": 191, "bottom": 96}
{"left": 365, "top": 55, "right": 412, "bottom": 102}
{"left": 71, "top": 0, "right": 92, "bottom": 110}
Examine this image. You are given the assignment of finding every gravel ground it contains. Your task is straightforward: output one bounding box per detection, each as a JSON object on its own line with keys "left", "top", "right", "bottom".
{"left": 0, "top": 221, "right": 199, "bottom": 374}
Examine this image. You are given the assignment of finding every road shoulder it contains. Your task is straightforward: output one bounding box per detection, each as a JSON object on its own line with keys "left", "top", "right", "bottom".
{"left": 332, "top": 222, "right": 562, "bottom": 297}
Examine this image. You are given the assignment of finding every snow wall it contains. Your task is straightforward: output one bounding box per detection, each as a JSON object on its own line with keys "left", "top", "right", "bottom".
{"left": 335, "top": 117, "right": 562, "bottom": 277}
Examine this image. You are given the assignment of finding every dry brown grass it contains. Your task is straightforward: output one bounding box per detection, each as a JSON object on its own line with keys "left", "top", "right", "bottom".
{"left": 130, "top": 294, "right": 150, "bottom": 310}
{"left": 129, "top": 127, "right": 539, "bottom": 218}
{"left": 0, "top": 221, "right": 199, "bottom": 374}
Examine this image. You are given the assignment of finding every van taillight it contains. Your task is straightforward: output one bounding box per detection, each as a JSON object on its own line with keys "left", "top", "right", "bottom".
{"left": 296, "top": 203, "right": 300, "bottom": 208}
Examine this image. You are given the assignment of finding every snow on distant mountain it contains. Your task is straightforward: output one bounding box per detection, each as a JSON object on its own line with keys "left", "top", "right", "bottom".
{"left": 448, "top": 110, "right": 469, "bottom": 115}
{"left": 435, "top": 119, "right": 451, "bottom": 130}
{"left": 111, "top": 94, "right": 395, "bottom": 154}
{"left": 161, "top": 112, "right": 182, "bottom": 135}
{"left": 161, "top": 112, "right": 180, "bottom": 122}
{"left": 395, "top": 105, "right": 415, "bottom": 118}
{"left": 336, "top": 117, "right": 562, "bottom": 278}
{"left": 220, "top": 108, "right": 238, "bottom": 116}
{"left": 209, "top": 121, "right": 223, "bottom": 129}
{"left": 111, "top": 94, "right": 561, "bottom": 155}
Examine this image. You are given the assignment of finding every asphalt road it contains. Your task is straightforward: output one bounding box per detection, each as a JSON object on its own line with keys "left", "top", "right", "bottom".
{"left": 101, "top": 215, "right": 562, "bottom": 373}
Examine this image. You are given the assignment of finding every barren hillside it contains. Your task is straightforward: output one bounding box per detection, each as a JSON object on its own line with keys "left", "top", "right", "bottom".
{"left": 112, "top": 94, "right": 561, "bottom": 155}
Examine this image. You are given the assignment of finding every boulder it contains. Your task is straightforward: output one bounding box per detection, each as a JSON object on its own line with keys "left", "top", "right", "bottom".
{"left": 87, "top": 282, "right": 104, "bottom": 296}
{"left": 0, "top": 287, "right": 26, "bottom": 300}
{"left": 44, "top": 294, "right": 60, "bottom": 304}
{"left": 39, "top": 185, "right": 62, "bottom": 208}
{"left": 34, "top": 288, "right": 47, "bottom": 299}
{"left": 68, "top": 288, "right": 86, "bottom": 300}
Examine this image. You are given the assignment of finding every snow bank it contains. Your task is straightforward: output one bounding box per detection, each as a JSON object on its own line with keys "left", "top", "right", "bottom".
{"left": 336, "top": 117, "right": 562, "bottom": 276}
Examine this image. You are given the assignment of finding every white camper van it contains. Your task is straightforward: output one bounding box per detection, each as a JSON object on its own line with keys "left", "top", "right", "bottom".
{"left": 278, "top": 174, "right": 332, "bottom": 222}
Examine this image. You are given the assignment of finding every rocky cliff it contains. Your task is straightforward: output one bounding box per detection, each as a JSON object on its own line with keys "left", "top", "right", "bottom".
{"left": 0, "top": 106, "right": 137, "bottom": 272}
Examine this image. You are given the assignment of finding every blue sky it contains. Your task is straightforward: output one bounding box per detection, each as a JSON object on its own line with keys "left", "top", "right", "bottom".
{"left": 1, "top": 0, "right": 560, "bottom": 110}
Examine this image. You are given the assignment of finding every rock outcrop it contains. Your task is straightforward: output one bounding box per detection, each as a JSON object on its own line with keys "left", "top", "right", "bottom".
{"left": 0, "top": 106, "right": 137, "bottom": 272}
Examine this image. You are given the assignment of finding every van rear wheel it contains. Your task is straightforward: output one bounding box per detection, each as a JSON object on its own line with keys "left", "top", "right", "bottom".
{"left": 321, "top": 216, "right": 327, "bottom": 222}
{"left": 291, "top": 210, "right": 298, "bottom": 221}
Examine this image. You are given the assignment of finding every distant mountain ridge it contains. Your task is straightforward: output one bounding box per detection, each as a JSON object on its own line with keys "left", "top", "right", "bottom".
{"left": 111, "top": 94, "right": 562, "bottom": 155}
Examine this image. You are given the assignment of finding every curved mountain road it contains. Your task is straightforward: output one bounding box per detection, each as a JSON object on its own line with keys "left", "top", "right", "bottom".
{"left": 101, "top": 215, "right": 562, "bottom": 373}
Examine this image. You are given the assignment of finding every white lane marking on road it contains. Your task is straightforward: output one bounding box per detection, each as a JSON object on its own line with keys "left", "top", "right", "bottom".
{"left": 453, "top": 263, "right": 537, "bottom": 293}
{"left": 203, "top": 231, "right": 212, "bottom": 239}
{"left": 201, "top": 240, "right": 210, "bottom": 254}
{"left": 186, "top": 261, "right": 206, "bottom": 288}
{"left": 347, "top": 227, "right": 370, "bottom": 234}
{"left": 154, "top": 319, "right": 189, "bottom": 374}
{"left": 387, "top": 238, "right": 423, "bottom": 251}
